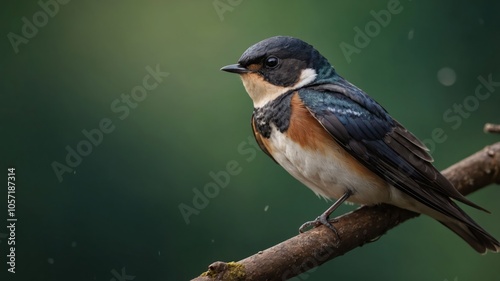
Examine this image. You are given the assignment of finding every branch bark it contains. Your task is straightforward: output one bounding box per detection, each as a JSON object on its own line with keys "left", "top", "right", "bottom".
{"left": 484, "top": 123, "right": 500, "bottom": 134}
{"left": 192, "top": 141, "right": 500, "bottom": 281}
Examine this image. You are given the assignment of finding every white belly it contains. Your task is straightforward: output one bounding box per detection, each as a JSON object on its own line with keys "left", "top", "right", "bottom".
{"left": 267, "top": 126, "right": 391, "bottom": 205}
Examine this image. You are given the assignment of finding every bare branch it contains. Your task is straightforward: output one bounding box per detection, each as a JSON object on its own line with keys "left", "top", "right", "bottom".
{"left": 484, "top": 123, "right": 500, "bottom": 134}
{"left": 192, "top": 142, "right": 500, "bottom": 281}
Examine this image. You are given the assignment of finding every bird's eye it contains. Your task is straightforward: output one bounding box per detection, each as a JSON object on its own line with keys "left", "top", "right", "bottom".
{"left": 264, "top": 56, "right": 279, "bottom": 68}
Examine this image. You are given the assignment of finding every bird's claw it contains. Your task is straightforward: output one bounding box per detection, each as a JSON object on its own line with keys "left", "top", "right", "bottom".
{"left": 299, "top": 215, "right": 341, "bottom": 242}
{"left": 298, "top": 219, "right": 318, "bottom": 233}
{"left": 298, "top": 192, "right": 351, "bottom": 244}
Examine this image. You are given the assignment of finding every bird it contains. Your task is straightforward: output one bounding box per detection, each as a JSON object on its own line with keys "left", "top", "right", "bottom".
{"left": 220, "top": 36, "right": 500, "bottom": 253}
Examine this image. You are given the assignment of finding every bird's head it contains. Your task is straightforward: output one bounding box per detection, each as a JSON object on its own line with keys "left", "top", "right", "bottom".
{"left": 221, "top": 36, "right": 336, "bottom": 108}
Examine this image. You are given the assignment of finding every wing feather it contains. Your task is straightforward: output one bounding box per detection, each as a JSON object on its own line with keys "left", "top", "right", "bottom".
{"left": 299, "top": 80, "right": 488, "bottom": 216}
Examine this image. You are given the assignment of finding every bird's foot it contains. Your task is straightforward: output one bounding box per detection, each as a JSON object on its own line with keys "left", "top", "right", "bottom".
{"left": 299, "top": 214, "right": 340, "bottom": 242}
{"left": 298, "top": 191, "right": 351, "bottom": 243}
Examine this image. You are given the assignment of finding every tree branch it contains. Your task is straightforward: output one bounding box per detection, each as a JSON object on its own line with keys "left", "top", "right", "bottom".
{"left": 192, "top": 141, "right": 500, "bottom": 281}
{"left": 484, "top": 123, "right": 500, "bottom": 134}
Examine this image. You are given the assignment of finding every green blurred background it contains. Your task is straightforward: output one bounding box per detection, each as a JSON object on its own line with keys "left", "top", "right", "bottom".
{"left": 2, "top": 1, "right": 500, "bottom": 280}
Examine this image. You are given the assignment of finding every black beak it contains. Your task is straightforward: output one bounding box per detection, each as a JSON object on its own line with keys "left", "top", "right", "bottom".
{"left": 220, "top": 64, "right": 249, "bottom": 74}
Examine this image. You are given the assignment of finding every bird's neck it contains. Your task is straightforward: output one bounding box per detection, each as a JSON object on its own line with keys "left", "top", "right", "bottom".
{"left": 253, "top": 92, "right": 294, "bottom": 138}
{"left": 240, "top": 73, "right": 293, "bottom": 108}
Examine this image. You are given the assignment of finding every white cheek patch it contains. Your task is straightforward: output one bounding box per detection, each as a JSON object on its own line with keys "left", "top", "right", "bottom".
{"left": 240, "top": 68, "right": 317, "bottom": 108}
{"left": 294, "top": 68, "right": 317, "bottom": 89}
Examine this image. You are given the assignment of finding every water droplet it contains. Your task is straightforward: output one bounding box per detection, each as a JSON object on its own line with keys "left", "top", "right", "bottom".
{"left": 437, "top": 67, "right": 456, "bottom": 86}
{"left": 408, "top": 29, "right": 414, "bottom": 40}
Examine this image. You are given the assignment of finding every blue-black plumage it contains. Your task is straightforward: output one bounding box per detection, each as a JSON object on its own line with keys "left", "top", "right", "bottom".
{"left": 222, "top": 36, "right": 500, "bottom": 253}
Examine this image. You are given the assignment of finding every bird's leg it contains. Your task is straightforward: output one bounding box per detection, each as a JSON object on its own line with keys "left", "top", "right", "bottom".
{"left": 299, "top": 191, "right": 352, "bottom": 241}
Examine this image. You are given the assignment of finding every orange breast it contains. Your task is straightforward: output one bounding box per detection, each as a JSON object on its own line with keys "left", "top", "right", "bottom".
{"left": 287, "top": 93, "right": 386, "bottom": 196}
{"left": 287, "top": 93, "right": 336, "bottom": 152}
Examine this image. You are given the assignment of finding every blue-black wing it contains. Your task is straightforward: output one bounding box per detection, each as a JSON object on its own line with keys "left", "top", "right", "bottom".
{"left": 298, "top": 77, "right": 488, "bottom": 221}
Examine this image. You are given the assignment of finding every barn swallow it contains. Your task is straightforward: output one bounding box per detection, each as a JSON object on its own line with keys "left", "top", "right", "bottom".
{"left": 221, "top": 36, "right": 500, "bottom": 253}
